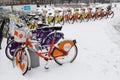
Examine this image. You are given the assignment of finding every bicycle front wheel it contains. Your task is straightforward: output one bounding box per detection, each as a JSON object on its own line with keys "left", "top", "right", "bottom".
{"left": 13, "top": 48, "right": 30, "bottom": 75}
{"left": 5, "top": 41, "right": 18, "bottom": 61}
{"left": 53, "top": 45, "right": 78, "bottom": 65}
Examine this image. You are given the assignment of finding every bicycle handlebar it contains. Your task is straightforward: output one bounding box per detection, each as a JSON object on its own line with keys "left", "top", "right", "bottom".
{"left": 16, "top": 24, "right": 23, "bottom": 28}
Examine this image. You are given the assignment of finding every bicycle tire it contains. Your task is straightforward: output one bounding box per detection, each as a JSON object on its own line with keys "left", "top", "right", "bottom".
{"left": 7, "top": 36, "right": 13, "bottom": 44}
{"left": 13, "top": 48, "right": 29, "bottom": 75}
{"left": 53, "top": 44, "right": 78, "bottom": 65}
{"left": 5, "top": 40, "right": 18, "bottom": 61}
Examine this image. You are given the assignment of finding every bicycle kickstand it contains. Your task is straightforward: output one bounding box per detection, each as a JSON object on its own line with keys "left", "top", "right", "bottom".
{"left": 44, "top": 60, "right": 49, "bottom": 69}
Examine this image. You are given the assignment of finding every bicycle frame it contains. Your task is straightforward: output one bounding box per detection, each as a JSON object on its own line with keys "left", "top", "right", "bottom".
{"left": 13, "top": 36, "right": 77, "bottom": 75}
{"left": 26, "top": 37, "right": 56, "bottom": 60}
{"left": 73, "top": 13, "right": 81, "bottom": 20}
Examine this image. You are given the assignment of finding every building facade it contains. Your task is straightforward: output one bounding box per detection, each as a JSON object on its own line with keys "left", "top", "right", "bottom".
{"left": 0, "top": 0, "right": 120, "bottom": 5}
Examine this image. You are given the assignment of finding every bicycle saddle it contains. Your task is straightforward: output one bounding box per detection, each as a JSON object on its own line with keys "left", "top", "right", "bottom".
{"left": 42, "top": 26, "right": 62, "bottom": 31}
{"left": 49, "top": 13, "right": 52, "bottom": 15}
{"left": 89, "top": 8, "right": 92, "bottom": 10}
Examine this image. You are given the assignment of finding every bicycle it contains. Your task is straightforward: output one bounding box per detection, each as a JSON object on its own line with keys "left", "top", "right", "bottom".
{"left": 47, "top": 13, "right": 55, "bottom": 26}
{"left": 99, "top": 9, "right": 108, "bottom": 20}
{"left": 64, "top": 9, "right": 73, "bottom": 24}
{"left": 106, "top": 9, "right": 114, "bottom": 18}
{"left": 94, "top": 8, "right": 102, "bottom": 21}
{"left": 13, "top": 27, "right": 78, "bottom": 75}
{"left": 5, "top": 25, "right": 64, "bottom": 61}
{"left": 86, "top": 8, "right": 95, "bottom": 21}
{"left": 72, "top": 8, "right": 82, "bottom": 24}
{"left": 54, "top": 10, "right": 64, "bottom": 25}
{"left": 80, "top": 9, "right": 88, "bottom": 22}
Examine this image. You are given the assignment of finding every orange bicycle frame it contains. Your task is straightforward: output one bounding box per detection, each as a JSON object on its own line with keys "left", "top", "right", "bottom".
{"left": 26, "top": 38, "right": 55, "bottom": 60}
{"left": 73, "top": 13, "right": 80, "bottom": 20}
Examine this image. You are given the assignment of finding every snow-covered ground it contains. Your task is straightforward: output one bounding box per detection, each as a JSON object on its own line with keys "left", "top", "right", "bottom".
{"left": 1, "top": 3, "right": 120, "bottom": 80}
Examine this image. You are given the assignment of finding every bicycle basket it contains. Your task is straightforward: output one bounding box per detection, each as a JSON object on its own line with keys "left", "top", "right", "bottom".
{"left": 14, "top": 28, "right": 28, "bottom": 43}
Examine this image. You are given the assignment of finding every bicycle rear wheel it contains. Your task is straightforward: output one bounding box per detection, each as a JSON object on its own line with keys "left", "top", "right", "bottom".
{"left": 13, "top": 48, "right": 29, "bottom": 75}
{"left": 53, "top": 45, "right": 78, "bottom": 65}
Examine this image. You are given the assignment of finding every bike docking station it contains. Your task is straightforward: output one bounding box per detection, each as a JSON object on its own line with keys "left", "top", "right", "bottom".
{"left": 28, "top": 49, "right": 40, "bottom": 68}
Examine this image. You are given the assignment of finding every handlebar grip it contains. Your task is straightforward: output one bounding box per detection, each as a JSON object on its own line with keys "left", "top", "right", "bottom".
{"left": 16, "top": 24, "right": 22, "bottom": 28}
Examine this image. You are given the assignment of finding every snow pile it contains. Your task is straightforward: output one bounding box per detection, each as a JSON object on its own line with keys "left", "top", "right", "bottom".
{"left": 1, "top": 3, "right": 120, "bottom": 80}
{"left": 104, "top": 4, "right": 120, "bottom": 47}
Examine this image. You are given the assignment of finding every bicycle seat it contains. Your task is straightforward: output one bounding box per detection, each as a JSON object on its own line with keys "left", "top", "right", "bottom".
{"left": 89, "top": 8, "right": 92, "bottom": 10}
{"left": 52, "top": 27, "right": 62, "bottom": 31}
{"left": 58, "top": 10, "right": 62, "bottom": 13}
{"left": 36, "top": 24, "right": 49, "bottom": 30}
{"left": 96, "top": 8, "right": 98, "bottom": 9}
{"left": 76, "top": 9, "right": 79, "bottom": 11}
{"left": 38, "top": 24, "right": 48, "bottom": 27}
{"left": 49, "top": 13, "right": 52, "bottom": 15}
{"left": 101, "top": 9, "right": 104, "bottom": 10}
{"left": 42, "top": 26, "right": 62, "bottom": 31}
{"left": 67, "top": 10, "right": 71, "bottom": 12}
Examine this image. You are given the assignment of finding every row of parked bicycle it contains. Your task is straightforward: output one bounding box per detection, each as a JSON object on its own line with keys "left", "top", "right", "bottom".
{"left": 9, "top": 5, "right": 114, "bottom": 28}
{"left": 27, "top": 5, "right": 114, "bottom": 25}
{"left": 4, "top": 12, "right": 78, "bottom": 75}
